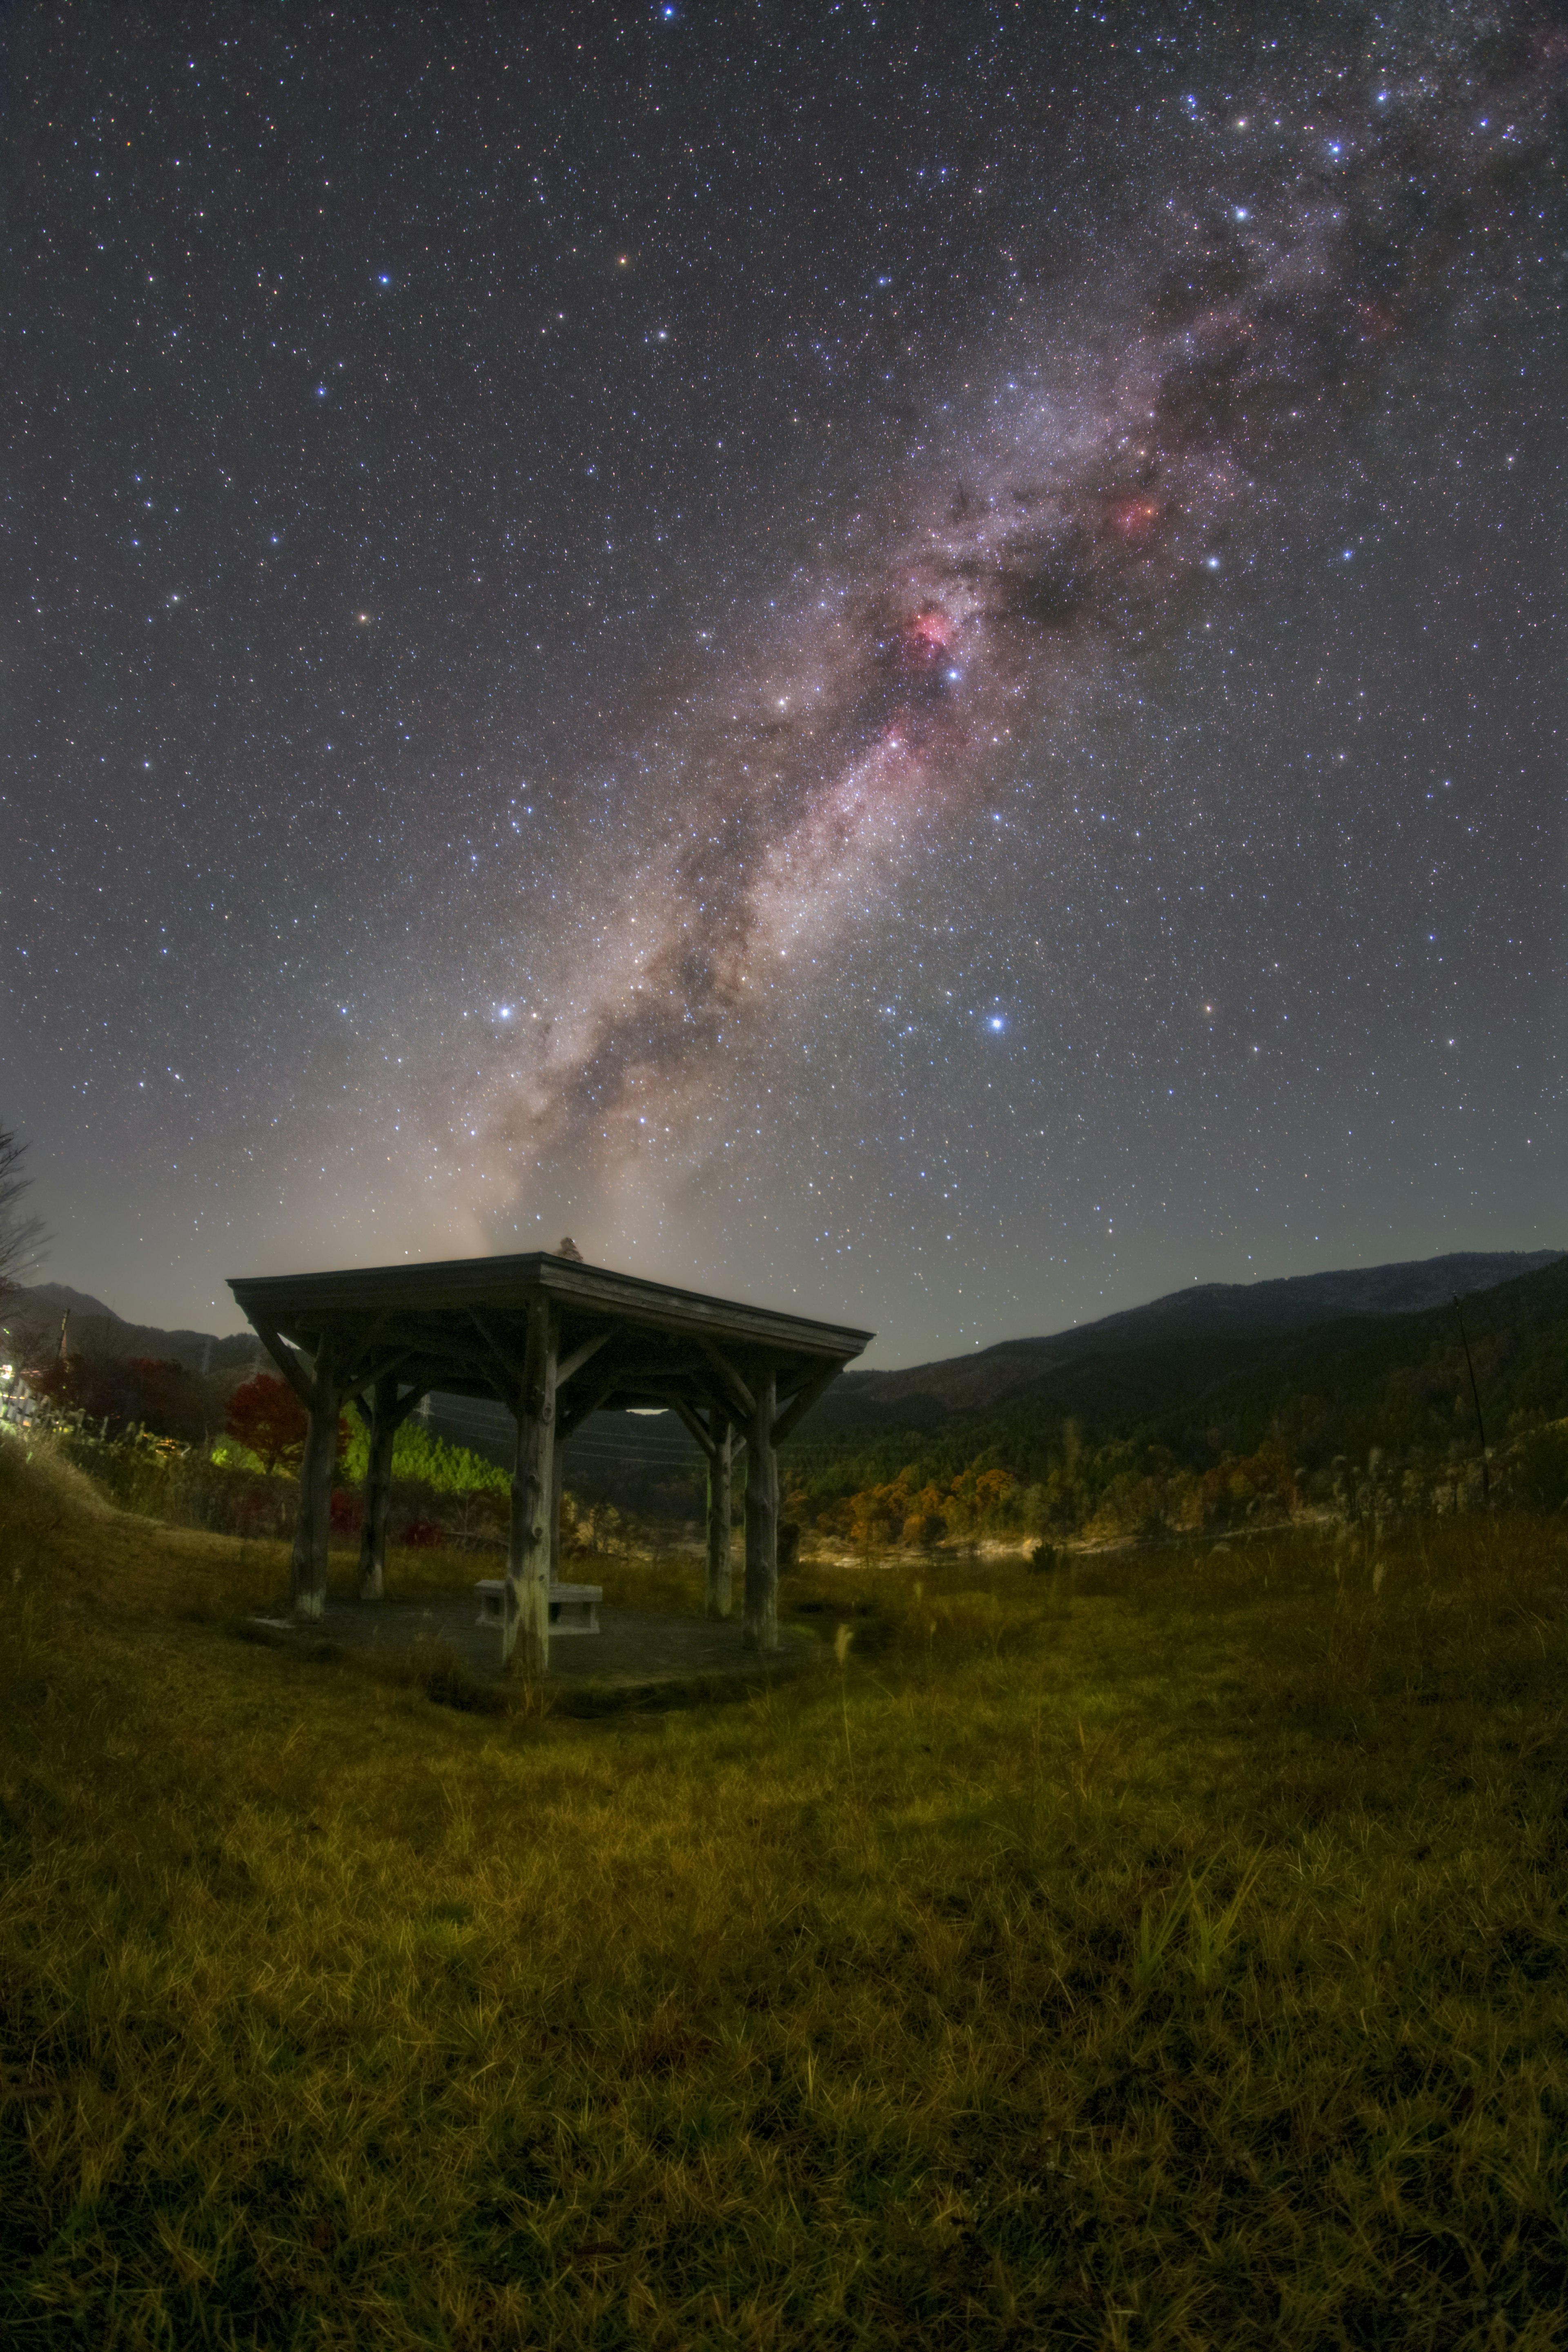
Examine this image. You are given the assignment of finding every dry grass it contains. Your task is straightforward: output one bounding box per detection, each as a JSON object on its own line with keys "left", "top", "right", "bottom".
{"left": 2, "top": 1433, "right": 1567, "bottom": 2348}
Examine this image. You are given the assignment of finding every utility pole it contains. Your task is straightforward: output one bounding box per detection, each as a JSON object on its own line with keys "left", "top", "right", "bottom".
{"left": 1453, "top": 1295, "right": 1490, "bottom": 1509}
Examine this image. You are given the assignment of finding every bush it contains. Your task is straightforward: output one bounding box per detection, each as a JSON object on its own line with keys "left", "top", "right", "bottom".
{"left": 1511, "top": 1420, "right": 1568, "bottom": 1513}
{"left": 224, "top": 1371, "right": 311, "bottom": 1473}
{"left": 0, "top": 1425, "right": 111, "bottom": 1532}
{"left": 330, "top": 1487, "right": 364, "bottom": 1536}
{"left": 38, "top": 1417, "right": 297, "bottom": 1539}
{"left": 27, "top": 1351, "right": 210, "bottom": 1445}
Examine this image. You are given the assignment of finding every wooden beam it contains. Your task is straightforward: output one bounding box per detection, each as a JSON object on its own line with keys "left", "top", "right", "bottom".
{"left": 390, "top": 1381, "right": 427, "bottom": 1432}
{"left": 557, "top": 1327, "right": 614, "bottom": 1385}
{"left": 350, "top": 1310, "right": 490, "bottom": 1368}
{"left": 336, "top": 1306, "right": 394, "bottom": 1366}
{"left": 668, "top": 1397, "right": 715, "bottom": 1459}
{"left": 339, "top": 1344, "right": 416, "bottom": 1411}
{"left": 556, "top": 1379, "right": 616, "bottom": 1440}
{"left": 468, "top": 1309, "right": 525, "bottom": 1407}
{"left": 697, "top": 1337, "right": 755, "bottom": 1421}
{"left": 247, "top": 1316, "right": 316, "bottom": 1409}
{"left": 772, "top": 1362, "right": 842, "bottom": 1447}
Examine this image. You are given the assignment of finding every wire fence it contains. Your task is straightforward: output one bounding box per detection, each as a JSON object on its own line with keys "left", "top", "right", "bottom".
{"left": 418, "top": 1390, "right": 866, "bottom": 1472}
{"left": 421, "top": 1393, "right": 707, "bottom": 1467}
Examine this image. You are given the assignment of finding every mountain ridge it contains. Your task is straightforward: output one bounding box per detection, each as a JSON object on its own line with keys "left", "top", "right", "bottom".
{"left": 820, "top": 1250, "right": 1566, "bottom": 1428}
{"left": 0, "top": 1283, "right": 260, "bottom": 1378}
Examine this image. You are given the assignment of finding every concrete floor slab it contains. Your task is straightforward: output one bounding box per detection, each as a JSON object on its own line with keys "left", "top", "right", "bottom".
{"left": 249, "top": 1595, "right": 817, "bottom": 1690}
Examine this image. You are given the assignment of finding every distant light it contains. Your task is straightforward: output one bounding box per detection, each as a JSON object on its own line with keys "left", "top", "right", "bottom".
{"left": 378, "top": 273, "right": 391, "bottom": 285}
{"left": 1233, "top": 206, "right": 1249, "bottom": 220}
{"left": 497, "top": 1006, "right": 514, "bottom": 1021}
{"left": 1205, "top": 555, "right": 1221, "bottom": 569}
{"left": 1342, "top": 549, "right": 1354, "bottom": 560}
{"left": 989, "top": 1016, "right": 1005, "bottom": 1031}
{"left": 947, "top": 667, "right": 962, "bottom": 682}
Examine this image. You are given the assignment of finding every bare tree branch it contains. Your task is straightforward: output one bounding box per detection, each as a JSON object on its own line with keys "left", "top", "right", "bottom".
{"left": 0, "top": 1123, "right": 48, "bottom": 1301}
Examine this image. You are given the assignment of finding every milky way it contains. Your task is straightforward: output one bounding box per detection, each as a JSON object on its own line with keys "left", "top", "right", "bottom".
{"left": 7, "top": 3, "right": 1565, "bottom": 1349}
{"left": 469, "top": 11, "right": 1563, "bottom": 1235}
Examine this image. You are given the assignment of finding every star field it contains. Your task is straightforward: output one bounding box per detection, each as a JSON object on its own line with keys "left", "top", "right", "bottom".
{"left": 5, "top": 3, "right": 1564, "bottom": 1357}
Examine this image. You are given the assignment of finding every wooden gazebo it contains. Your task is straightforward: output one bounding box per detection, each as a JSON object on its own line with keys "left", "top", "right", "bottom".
{"left": 227, "top": 1251, "right": 871, "bottom": 1671}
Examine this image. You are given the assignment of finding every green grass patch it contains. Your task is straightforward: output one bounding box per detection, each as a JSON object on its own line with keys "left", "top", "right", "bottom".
{"left": 2, "top": 1433, "right": 1567, "bottom": 2346}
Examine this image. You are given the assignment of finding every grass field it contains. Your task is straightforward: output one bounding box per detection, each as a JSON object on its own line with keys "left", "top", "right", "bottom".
{"left": 2, "top": 1433, "right": 1566, "bottom": 2349}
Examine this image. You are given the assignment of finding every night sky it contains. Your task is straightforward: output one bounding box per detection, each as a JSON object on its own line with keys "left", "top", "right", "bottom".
{"left": 6, "top": 3, "right": 1565, "bottom": 1363}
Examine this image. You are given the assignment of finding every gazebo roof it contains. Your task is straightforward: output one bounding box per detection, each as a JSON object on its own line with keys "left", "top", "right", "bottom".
{"left": 228, "top": 1250, "right": 872, "bottom": 1421}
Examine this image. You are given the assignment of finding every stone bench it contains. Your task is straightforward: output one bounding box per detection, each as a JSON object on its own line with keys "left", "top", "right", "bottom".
{"left": 474, "top": 1577, "right": 602, "bottom": 1636}
{"left": 548, "top": 1580, "right": 602, "bottom": 1634}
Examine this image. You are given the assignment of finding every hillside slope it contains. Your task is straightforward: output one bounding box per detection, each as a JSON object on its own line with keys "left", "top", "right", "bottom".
{"left": 815, "top": 1250, "right": 1564, "bottom": 1436}
{"left": 0, "top": 1283, "right": 260, "bottom": 1378}
{"left": 791, "top": 1254, "right": 1568, "bottom": 1490}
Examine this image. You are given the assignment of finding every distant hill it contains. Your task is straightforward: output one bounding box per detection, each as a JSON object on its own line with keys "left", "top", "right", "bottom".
{"left": 0, "top": 1283, "right": 261, "bottom": 1380}
{"left": 788, "top": 1252, "right": 1568, "bottom": 1496}
{"left": 814, "top": 1251, "right": 1566, "bottom": 1436}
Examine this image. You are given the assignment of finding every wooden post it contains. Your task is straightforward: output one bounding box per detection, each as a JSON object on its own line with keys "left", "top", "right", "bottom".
{"left": 550, "top": 1441, "right": 565, "bottom": 1587}
{"left": 290, "top": 1338, "right": 339, "bottom": 1620}
{"left": 706, "top": 1414, "right": 733, "bottom": 1619}
{"left": 506, "top": 1295, "right": 556, "bottom": 1674}
{"left": 743, "top": 1370, "right": 778, "bottom": 1652}
{"left": 357, "top": 1374, "right": 396, "bottom": 1601}
{"left": 356, "top": 1375, "right": 423, "bottom": 1600}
